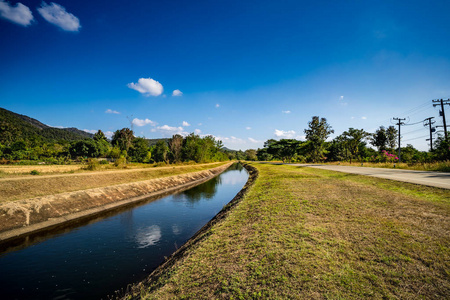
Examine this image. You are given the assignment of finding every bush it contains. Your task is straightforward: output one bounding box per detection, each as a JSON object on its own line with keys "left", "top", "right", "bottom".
{"left": 99, "top": 159, "right": 109, "bottom": 165}
{"left": 114, "top": 157, "right": 127, "bottom": 168}
{"left": 30, "top": 170, "right": 40, "bottom": 175}
{"left": 84, "top": 158, "right": 100, "bottom": 171}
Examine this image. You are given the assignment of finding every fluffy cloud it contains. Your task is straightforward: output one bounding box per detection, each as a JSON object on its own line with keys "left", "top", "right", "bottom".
{"left": 274, "top": 129, "right": 296, "bottom": 138}
{"left": 104, "top": 131, "right": 114, "bottom": 139}
{"left": 0, "top": 0, "right": 33, "bottom": 26}
{"left": 152, "top": 125, "right": 187, "bottom": 136}
{"left": 194, "top": 129, "right": 201, "bottom": 134}
{"left": 248, "top": 137, "right": 262, "bottom": 143}
{"left": 361, "top": 116, "right": 367, "bottom": 120}
{"left": 182, "top": 121, "right": 190, "bottom": 127}
{"left": 105, "top": 109, "right": 120, "bottom": 114}
{"left": 128, "top": 77, "right": 163, "bottom": 96}
{"left": 132, "top": 118, "right": 156, "bottom": 127}
{"left": 246, "top": 127, "right": 251, "bottom": 130}
{"left": 83, "top": 129, "right": 97, "bottom": 134}
{"left": 215, "top": 103, "right": 220, "bottom": 108}
{"left": 282, "top": 110, "right": 291, "bottom": 114}
{"left": 172, "top": 89, "right": 183, "bottom": 96}
{"left": 37, "top": 2, "right": 80, "bottom": 31}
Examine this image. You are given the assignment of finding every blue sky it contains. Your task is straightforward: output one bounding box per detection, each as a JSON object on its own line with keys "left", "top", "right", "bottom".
{"left": 1, "top": 0, "right": 449, "bottom": 151}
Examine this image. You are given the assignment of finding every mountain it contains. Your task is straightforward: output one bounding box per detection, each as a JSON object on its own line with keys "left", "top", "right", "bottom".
{"left": 0, "top": 107, "right": 93, "bottom": 144}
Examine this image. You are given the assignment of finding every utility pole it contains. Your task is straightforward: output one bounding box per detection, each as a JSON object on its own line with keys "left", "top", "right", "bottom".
{"left": 423, "top": 117, "right": 435, "bottom": 151}
{"left": 432, "top": 99, "right": 449, "bottom": 140}
{"left": 393, "top": 117, "right": 405, "bottom": 162}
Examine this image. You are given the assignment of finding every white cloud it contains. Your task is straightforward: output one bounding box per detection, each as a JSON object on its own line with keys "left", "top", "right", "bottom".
{"left": 128, "top": 77, "right": 163, "bottom": 96}
{"left": 194, "top": 129, "right": 201, "bottom": 134}
{"left": 282, "top": 110, "right": 291, "bottom": 114}
{"left": 246, "top": 127, "right": 251, "bottom": 130}
{"left": 361, "top": 116, "right": 367, "bottom": 120}
{"left": 274, "top": 129, "right": 296, "bottom": 139}
{"left": 37, "top": 2, "right": 80, "bottom": 31}
{"left": 248, "top": 137, "right": 262, "bottom": 143}
{"left": 215, "top": 103, "right": 220, "bottom": 108}
{"left": 340, "top": 96, "right": 344, "bottom": 100}
{"left": 153, "top": 125, "right": 187, "bottom": 137}
{"left": 104, "top": 131, "right": 114, "bottom": 139}
{"left": 182, "top": 121, "right": 190, "bottom": 127}
{"left": 132, "top": 118, "right": 156, "bottom": 127}
{"left": 172, "top": 89, "right": 183, "bottom": 96}
{"left": 83, "top": 129, "right": 97, "bottom": 134}
{"left": 105, "top": 109, "right": 120, "bottom": 114}
{"left": 0, "top": 0, "right": 33, "bottom": 26}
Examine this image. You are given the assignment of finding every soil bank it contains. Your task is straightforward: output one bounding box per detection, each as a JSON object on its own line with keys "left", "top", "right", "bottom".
{"left": 119, "top": 163, "right": 259, "bottom": 300}
{"left": 0, "top": 162, "right": 233, "bottom": 245}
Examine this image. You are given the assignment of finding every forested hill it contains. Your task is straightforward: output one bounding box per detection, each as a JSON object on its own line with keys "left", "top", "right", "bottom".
{"left": 0, "top": 107, "right": 93, "bottom": 145}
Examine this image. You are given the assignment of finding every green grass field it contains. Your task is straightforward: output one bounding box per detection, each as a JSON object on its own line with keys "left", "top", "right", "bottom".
{"left": 139, "top": 163, "right": 450, "bottom": 299}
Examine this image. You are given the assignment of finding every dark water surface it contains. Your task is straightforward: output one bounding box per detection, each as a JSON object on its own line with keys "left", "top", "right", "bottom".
{"left": 0, "top": 163, "right": 248, "bottom": 300}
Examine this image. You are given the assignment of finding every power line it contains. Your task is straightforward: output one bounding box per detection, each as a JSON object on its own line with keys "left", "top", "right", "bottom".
{"left": 402, "top": 127, "right": 427, "bottom": 135}
{"left": 403, "top": 135, "right": 430, "bottom": 142}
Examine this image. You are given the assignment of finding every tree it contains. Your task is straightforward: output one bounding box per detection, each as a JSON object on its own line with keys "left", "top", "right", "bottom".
{"left": 153, "top": 140, "right": 169, "bottom": 163}
{"left": 93, "top": 130, "right": 108, "bottom": 142}
{"left": 111, "top": 128, "right": 134, "bottom": 152}
{"left": 386, "top": 126, "right": 398, "bottom": 151}
{"left": 371, "top": 126, "right": 388, "bottom": 152}
{"left": 69, "top": 139, "right": 101, "bottom": 158}
{"left": 341, "top": 128, "right": 370, "bottom": 163}
{"left": 129, "top": 137, "right": 150, "bottom": 162}
{"left": 169, "top": 134, "right": 183, "bottom": 163}
{"left": 304, "top": 116, "right": 334, "bottom": 162}
{"left": 244, "top": 149, "right": 257, "bottom": 161}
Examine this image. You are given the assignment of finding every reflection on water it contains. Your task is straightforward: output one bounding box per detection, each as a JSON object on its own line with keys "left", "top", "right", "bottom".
{"left": 135, "top": 225, "right": 162, "bottom": 248}
{"left": 173, "top": 175, "right": 222, "bottom": 204}
{"left": 0, "top": 163, "right": 248, "bottom": 300}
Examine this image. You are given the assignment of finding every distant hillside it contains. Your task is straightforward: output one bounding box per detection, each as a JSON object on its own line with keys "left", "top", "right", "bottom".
{"left": 0, "top": 107, "right": 93, "bottom": 144}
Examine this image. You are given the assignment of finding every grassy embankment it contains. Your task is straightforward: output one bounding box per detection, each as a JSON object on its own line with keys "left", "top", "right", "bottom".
{"left": 0, "top": 162, "right": 228, "bottom": 203}
{"left": 139, "top": 163, "right": 449, "bottom": 299}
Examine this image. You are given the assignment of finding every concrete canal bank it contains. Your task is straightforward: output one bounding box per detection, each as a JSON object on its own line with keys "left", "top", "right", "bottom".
{"left": 0, "top": 162, "right": 233, "bottom": 244}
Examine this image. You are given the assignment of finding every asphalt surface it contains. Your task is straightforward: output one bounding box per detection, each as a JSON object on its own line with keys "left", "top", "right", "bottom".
{"left": 282, "top": 163, "right": 450, "bottom": 190}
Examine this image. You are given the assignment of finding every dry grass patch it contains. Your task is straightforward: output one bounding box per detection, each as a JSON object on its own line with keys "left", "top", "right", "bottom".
{"left": 0, "top": 162, "right": 227, "bottom": 203}
{"left": 140, "top": 163, "right": 449, "bottom": 299}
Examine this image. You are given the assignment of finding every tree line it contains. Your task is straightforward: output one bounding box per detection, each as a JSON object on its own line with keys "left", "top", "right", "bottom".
{"left": 0, "top": 127, "right": 229, "bottom": 164}
{"left": 250, "top": 116, "right": 450, "bottom": 163}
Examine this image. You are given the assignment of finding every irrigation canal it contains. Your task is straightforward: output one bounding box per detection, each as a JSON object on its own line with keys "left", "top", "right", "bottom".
{"left": 0, "top": 163, "right": 249, "bottom": 300}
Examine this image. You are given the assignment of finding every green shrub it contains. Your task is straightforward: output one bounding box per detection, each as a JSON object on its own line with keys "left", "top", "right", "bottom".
{"left": 114, "top": 157, "right": 127, "bottom": 168}
{"left": 84, "top": 158, "right": 100, "bottom": 171}
{"left": 30, "top": 170, "right": 40, "bottom": 175}
{"left": 99, "top": 159, "right": 109, "bottom": 165}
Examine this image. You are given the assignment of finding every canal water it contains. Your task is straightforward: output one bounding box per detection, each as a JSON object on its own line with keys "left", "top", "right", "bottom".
{"left": 0, "top": 163, "right": 248, "bottom": 300}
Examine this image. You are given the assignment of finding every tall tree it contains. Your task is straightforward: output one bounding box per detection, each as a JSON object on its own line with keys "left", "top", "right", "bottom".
{"left": 341, "top": 128, "right": 370, "bottom": 163}
{"left": 111, "top": 128, "right": 134, "bottom": 152}
{"left": 386, "top": 126, "right": 398, "bottom": 151}
{"left": 371, "top": 126, "right": 388, "bottom": 152}
{"left": 169, "top": 134, "right": 183, "bottom": 163}
{"left": 304, "top": 116, "right": 334, "bottom": 162}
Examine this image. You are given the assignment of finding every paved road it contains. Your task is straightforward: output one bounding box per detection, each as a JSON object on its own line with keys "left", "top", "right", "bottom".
{"left": 278, "top": 163, "right": 450, "bottom": 189}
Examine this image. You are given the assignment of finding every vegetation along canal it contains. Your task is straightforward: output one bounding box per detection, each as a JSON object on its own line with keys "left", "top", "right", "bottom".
{"left": 0, "top": 163, "right": 249, "bottom": 300}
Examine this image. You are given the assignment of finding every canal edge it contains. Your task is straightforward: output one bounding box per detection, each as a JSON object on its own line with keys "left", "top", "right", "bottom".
{"left": 0, "top": 162, "right": 234, "bottom": 247}
{"left": 118, "top": 162, "right": 259, "bottom": 300}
